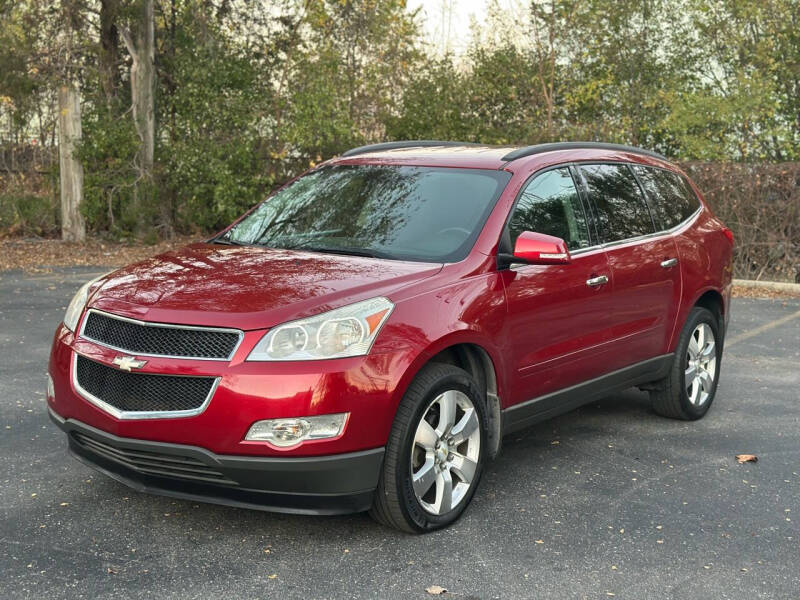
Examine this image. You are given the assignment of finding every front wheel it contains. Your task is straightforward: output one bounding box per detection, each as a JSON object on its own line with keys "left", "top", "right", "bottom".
{"left": 370, "top": 363, "right": 487, "bottom": 533}
{"left": 651, "top": 306, "right": 722, "bottom": 420}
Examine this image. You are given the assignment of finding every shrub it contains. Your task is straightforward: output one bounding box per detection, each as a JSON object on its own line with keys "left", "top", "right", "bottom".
{"left": 682, "top": 162, "right": 799, "bottom": 282}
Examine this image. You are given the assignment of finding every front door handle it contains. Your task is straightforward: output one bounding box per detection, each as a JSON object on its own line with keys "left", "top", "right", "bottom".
{"left": 586, "top": 275, "right": 609, "bottom": 287}
{"left": 660, "top": 258, "right": 679, "bottom": 268}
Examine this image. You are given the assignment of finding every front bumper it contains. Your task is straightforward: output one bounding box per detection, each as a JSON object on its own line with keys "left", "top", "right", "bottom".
{"left": 48, "top": 322, "right": 416, "bottom": 457}
{"left": 50, "top": 408, "right": 384, "bottom": 515}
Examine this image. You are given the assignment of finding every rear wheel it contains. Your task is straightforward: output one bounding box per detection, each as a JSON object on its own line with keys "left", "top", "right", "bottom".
{"left": 370, "top": 363, "right": 487, "bottom": 533}
{"left": 651, "top": 306, "right": 722, "bottom": 420}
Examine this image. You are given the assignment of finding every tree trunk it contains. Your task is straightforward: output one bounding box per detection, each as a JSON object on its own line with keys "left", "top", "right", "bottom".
{"left": 58, "top": 85, "right": 86, "bottom": 242}
{"left": 121, "top": 0, "right": 155, "bottom": 234}
{"left": 133, "top": 0, "right": 155, "bottom": 176}
{"left": 99, "top": 0, "right": 122, "bottom": 104}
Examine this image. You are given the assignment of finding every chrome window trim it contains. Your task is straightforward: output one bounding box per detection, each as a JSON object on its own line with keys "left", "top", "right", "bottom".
{"left": 569, "top": 205, "right": 702, "bottom": 257}
{"left": 71, "top": 352, "right": 220, "bottom": 420}
{"left": 79, "top": 308, "right": 244, "bottom": 361}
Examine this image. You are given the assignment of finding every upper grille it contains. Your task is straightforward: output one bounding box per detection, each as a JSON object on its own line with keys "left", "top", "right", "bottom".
{"left": 81, "top": 310, "right": 241, "bottom": 360}
{"left": 71, "top": 431, "right": 234, "bottom": 485}
{"left": 75, "top": 355, "right": 216, "bottom": 415}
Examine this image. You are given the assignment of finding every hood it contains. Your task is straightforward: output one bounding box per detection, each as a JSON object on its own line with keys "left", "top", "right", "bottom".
{"left": 88, "top": 243, "right": 442, "bottom": 330}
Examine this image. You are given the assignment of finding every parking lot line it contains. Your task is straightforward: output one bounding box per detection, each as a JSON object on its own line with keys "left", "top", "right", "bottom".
{"left": 726, "top": 308, "right": 800, "bottom": 348}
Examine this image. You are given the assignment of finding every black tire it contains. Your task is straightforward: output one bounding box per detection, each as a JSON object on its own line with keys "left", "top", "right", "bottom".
{"left": 369, "top": 363, "right": 488, "bottom": 533}
{"left": 651, "top": 306, "right": 722, "bottom": 420}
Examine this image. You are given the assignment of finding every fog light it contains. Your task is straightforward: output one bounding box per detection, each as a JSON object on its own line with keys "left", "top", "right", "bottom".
{"left": 46, "top": 373, "right": 55, "bottom": 402}
{"left": 245, "top": 413, "right": 348, "bottom": 447}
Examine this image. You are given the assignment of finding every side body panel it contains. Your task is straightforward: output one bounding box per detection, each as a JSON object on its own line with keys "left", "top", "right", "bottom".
{"left": 602, "top": 236, "right": 682, "bottom": 361}
{"left": 670, "top": 209, "right": 734, "bottom": 350}
{"left": 500, "top": 249, "right": 616, "bottom": 405}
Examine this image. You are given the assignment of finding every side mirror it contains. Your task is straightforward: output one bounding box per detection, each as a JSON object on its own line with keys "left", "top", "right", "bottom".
{"left": 499, "top": 231, "right": 571, "bottom": 267}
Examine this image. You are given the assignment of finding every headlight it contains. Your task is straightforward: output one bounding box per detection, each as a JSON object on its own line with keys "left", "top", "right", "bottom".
{"left": 248, "top": 297, "right": 393, "bottom": 361}
{"left": 63, "top": 274, "right": 107, "bottom": 332}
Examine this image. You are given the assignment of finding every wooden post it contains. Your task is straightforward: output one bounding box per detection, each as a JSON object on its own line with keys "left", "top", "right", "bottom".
{"left": 58, "top": 84, "right": 86, "bottom": 242}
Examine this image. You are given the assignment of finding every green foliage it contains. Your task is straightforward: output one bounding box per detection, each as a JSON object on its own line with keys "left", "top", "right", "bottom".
{"left": 1, "top": 0, "right": 799, "bottom": 240}
{"left": 156, "top": 5, "right": 276, "bottom": 231}
{"left": 78, "top": 97, "right": 140, "bottom": 235}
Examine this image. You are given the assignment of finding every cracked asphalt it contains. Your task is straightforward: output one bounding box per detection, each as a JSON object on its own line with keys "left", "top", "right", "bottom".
{"left": 1, "top": 267, "right": 798, "bottom": 600}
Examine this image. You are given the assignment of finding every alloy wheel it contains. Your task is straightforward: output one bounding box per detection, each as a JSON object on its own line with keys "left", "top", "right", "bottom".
{"left": 685, "top": 322, "right": 717, "bottom": 406}
{"left": 410, "top": 390, "right": 481, "bottom": 515}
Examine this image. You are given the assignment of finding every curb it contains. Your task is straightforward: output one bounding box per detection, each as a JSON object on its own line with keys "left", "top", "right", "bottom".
{"left": 733, "top": 279, "right": 800, "bottom": 293}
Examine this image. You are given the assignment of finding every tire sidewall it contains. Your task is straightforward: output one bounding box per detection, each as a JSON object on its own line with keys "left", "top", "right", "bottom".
{"left": 678, "top": 307, "right": 722, "bottom": 419}
{"left": 395, "top": 370, "right": 488, "bottom": 532}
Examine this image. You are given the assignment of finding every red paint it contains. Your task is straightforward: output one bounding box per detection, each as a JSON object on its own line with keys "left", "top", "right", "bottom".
{"left": 512, "top": 231, "right": 571, "bottom": 265}
{"left": 48, "top": 145, "right": 733, "bottom": 459}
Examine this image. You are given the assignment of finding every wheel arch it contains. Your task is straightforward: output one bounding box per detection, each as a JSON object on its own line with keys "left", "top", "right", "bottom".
{"left": 427, "top": 342, "right": 503, "bottom": 459}
{"left": 396, "top": 334, "right": 505, "bottom": 460}
{"left": 671, "top": 286, "right": 726, "bottom": 353}
{"left": 693, "top": 288, "right": 725, "bottom": 330}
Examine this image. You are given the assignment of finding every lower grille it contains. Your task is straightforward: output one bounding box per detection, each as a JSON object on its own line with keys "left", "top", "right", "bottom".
{"left": 71, "top": 432, "right": 234, "bottom": 485}
{"left": 75, "top": 355, "right": 216, "bottom": 415}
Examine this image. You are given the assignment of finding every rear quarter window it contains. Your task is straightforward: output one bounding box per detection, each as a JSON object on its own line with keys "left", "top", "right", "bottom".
{"left": 632, "top": 166, "right": 701, "bottom": 230}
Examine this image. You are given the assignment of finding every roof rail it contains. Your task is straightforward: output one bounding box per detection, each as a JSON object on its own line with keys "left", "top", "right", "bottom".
{"left": 341, "top": 140, "right": 480, "bottom": 157}
{"left": 501, "top": 142, "right": 668, "bottom": 163}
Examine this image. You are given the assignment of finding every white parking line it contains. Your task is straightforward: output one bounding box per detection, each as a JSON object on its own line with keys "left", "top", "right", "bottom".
{"left": 726, "top": 309, "right": 800, "bottom": 347}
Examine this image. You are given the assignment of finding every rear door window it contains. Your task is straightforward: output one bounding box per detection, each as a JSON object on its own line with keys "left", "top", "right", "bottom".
{"left": 579, "top": 164, "right": 655, "bottom": 242}
{"left": 508, "top": 167, "right": 591, "bottom": 250}
{"left": 632, "top": 166, "right": 701, "bottom": 230}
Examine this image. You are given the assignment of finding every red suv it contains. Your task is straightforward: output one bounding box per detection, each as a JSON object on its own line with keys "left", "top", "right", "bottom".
{"left": 47, "top": 142, "right": 733, "bottom": 532}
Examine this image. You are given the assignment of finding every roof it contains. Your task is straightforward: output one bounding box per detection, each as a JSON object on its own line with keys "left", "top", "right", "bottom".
{"left": 331, "top": 140, "right": 671, "bottom": 170}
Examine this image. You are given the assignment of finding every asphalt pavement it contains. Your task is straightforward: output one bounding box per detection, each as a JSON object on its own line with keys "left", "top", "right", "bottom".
{"left": 1, "top": 267, "right": 798, "bottom": 600}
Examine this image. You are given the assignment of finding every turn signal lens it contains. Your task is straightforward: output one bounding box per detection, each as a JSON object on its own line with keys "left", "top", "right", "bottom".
{"left": 247, "top": 297, "right": 393, "bottom": 361}
{"left": 245, "top": 413, "right": 348, "bottom": 447}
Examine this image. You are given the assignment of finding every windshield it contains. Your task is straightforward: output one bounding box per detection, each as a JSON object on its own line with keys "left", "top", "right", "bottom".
{"left": 220, "top": 165, "right": 511, "bottom": 262}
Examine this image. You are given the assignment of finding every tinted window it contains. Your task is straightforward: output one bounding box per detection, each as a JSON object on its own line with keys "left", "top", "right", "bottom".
{"left": 223, "top": 165, "right": 511, "bottom": 263}
{"left": 508, "top": 168, "right": 590, "bottom": 250}
{"left": 633, "top": 166, "right": 700, "bottom": 230}
{"left": 579, "top": 164, "right": 655, "bottom": 242}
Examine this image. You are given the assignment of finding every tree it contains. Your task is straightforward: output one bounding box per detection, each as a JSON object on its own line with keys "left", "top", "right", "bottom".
{"left": 665, "top": 0, "right": 800, "bottom": 159}
{"left": 118, "top": 0, "right": 155, "bottom": 233}
{"left": 58, "top": 0, "right": 86, "bottom": 241}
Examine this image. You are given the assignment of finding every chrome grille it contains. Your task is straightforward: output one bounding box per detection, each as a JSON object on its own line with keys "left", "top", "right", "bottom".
{"left": 71, "top": 432, "right": 234, "bottom": 485}
{"left": 75, "top": 355, "right": 216, "bottom": 416}
{"left": 81, "top": 310, "right": 241, "bottom": 360}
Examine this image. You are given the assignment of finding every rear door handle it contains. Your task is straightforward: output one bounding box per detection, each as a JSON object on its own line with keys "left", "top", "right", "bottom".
{"left": 586, "top": 275, "right": 609, "bottom": 287}
{"left": 660, "top": 258, "right": 679, "bottom": 268}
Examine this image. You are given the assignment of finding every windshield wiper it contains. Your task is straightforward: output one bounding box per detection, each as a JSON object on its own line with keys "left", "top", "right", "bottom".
{"left": 209, "top": 236, "right": 248, "bottom": 246}
{"left": 296, "top": 245, "right": 395, "bottom": 260}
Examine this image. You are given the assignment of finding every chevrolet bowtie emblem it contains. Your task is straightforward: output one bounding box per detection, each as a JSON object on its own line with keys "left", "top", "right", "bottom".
{"left": 112, "top": 355, "right": 147, "bottom": 372}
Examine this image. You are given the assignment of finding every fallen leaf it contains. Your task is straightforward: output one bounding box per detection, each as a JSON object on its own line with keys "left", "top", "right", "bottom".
{"left": 736, "top": 454, "right": 758, "bottom": 463}
{"left": 426, "top": 585, "right": 447, "bottom": 595}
